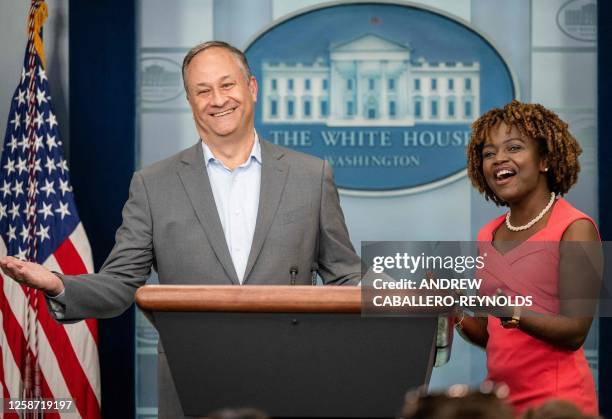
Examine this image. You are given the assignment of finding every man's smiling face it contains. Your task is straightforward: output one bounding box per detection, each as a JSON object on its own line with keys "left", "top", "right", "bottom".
{"left": 185, "top": 47, "right": 258, "bottom": 142}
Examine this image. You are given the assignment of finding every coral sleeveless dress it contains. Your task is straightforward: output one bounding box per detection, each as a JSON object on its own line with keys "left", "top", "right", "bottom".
{"left": 477, "top": 198, "right": 598, "bottom": 415}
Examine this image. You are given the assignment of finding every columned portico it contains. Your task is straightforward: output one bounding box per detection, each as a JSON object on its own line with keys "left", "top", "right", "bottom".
{"left": 261, "top": 33, "right": 480, "bottom": 127}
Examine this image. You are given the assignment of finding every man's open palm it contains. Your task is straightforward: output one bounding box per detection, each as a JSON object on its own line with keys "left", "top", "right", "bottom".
{"left": 0, "top": 256, "right": 64, "bottom": 295}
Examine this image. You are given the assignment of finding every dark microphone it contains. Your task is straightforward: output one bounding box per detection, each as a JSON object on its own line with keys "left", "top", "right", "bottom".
{"left": 290, "top": 266, "right": 298, "bottom": 285}
{"left": 311, "top": 263, "right": 319, "bottom": 286}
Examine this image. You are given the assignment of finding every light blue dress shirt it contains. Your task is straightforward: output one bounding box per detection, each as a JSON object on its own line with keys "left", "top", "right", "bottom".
{"left": 202, "top": 134, "right": 262, "bottom": 283}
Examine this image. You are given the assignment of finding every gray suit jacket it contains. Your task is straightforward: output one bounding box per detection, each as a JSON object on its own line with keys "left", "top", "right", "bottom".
{"left": 58, "top": 139, "right": 360, "bottom": 320}
{"left": 55, "top": 139, "right": 361, "bottom": 417}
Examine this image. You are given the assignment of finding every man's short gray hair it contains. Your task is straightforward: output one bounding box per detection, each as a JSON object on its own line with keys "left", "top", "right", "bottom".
{"left": 182, "top": 41, "right": 253, "bottom": 94}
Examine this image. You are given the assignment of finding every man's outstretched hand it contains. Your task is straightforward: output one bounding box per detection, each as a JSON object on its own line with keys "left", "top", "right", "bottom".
{"left": 0, "top": 256, "right": 65, "bottom": 296}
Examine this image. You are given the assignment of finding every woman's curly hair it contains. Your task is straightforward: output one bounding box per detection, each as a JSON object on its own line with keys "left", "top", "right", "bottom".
{"left": 467, "top": 100, "right": 582, "bottom": 206}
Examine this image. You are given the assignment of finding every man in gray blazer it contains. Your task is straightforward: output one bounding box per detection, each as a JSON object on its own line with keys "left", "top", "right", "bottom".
{"left": 0, "top": 41, "right": 361, "bottom": 417}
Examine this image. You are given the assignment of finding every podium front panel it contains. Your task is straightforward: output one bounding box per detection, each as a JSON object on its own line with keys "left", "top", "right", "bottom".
{"left": 155, "top": 312, "right": 437, "bottom": 418}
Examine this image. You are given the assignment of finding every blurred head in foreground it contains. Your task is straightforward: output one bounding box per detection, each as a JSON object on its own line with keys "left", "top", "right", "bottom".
{"left": 205, "top": 407, "right": 269, "bottom": 419}
{"left": 400, "top": 383, "right": 513, "bottom": 419}
{"left": 522, "top": 399, "right": 602, "bottom": 419}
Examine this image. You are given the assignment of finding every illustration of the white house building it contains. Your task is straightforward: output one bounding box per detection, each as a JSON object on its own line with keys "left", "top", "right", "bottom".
{"left": 261, "top": 34, "right": 480, "bottom": 126}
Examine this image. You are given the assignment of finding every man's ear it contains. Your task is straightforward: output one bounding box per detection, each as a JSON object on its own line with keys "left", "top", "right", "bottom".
{"left": 249, "top": 76, "right": 258, "bottom": 102}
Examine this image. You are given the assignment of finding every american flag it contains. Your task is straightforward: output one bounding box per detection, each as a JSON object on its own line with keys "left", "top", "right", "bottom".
{"left": 0, "top": 1, "right": 101, "bottom": 418}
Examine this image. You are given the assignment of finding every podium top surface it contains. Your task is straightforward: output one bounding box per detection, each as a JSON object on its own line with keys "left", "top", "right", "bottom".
{"left": 135, "top": 285, "right": 362, "bottom": 313}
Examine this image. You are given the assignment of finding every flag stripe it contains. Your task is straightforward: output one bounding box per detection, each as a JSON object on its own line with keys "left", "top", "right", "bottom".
{"left": 25, "top": 317, "right": 65, "bottom": 419}
{"left": 0, "top": 344, "right": 20, "bottom": 419}
{"left": 0, "top": 272, "right": 27, "bottom": 377}
{"left": 32, "top": 291, "right": 99, "bottom": 418}
{"left": 52, "top": 236, "right": 98, "bottom": 341}
{"left": 0, "top": 298, "right": 24, "bottom": 398}
{"left": 67, "top": 225, "right": 97, "bottom": 342}
{"left": 63, "top": 323, "right": 101, "bottom": 406}
{"left": 69, "top": 223, "right": 94, "bottom": 273}
{"left": 0, "top": 300, "right": 62, "bottom": 417}
{"left": 53, "top": 236, "right": 87, "bottom": 275}
{"left": 70, "top": 223, "right": 99, "bottom": 344}
{"left": 45, "top": 253, "right": 101, "bottom": 403}
{"left": 38, "top": 374, "right": 62, "bottom": 419}
{"left": 34, "top": 308, "right": 80, "bottom": 419}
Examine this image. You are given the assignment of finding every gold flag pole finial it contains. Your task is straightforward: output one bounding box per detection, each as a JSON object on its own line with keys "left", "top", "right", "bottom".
{"left": 28, "top": 0, "right": 49, "bottom": 68}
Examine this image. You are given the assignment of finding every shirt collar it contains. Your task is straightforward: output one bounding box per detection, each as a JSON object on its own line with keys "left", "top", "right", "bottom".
{"left": 201, "top": 131, "right": 262, "bottom": 169}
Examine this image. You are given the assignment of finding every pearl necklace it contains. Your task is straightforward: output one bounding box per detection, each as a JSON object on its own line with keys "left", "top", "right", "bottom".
{"left": 505, "top": 192, "right": 556, "bottom": 232}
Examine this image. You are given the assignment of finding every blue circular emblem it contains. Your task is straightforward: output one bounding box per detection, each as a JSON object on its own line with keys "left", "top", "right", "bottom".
{"left": 246, "top": 2, "right": 517, "bottom": 195}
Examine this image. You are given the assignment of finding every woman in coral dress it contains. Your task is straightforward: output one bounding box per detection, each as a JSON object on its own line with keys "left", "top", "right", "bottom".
{"left": 457, "top": 100, "right": 599, "bottom": 416}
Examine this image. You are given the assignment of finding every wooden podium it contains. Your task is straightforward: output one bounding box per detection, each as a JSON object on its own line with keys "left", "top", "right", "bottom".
{"left": 135, "top": 285, "right": 450, "bottom": 418}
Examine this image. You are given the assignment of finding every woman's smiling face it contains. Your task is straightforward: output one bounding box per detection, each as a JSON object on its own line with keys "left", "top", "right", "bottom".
{"left": 481, "top": 122, "right": 548, "bottom": 205}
